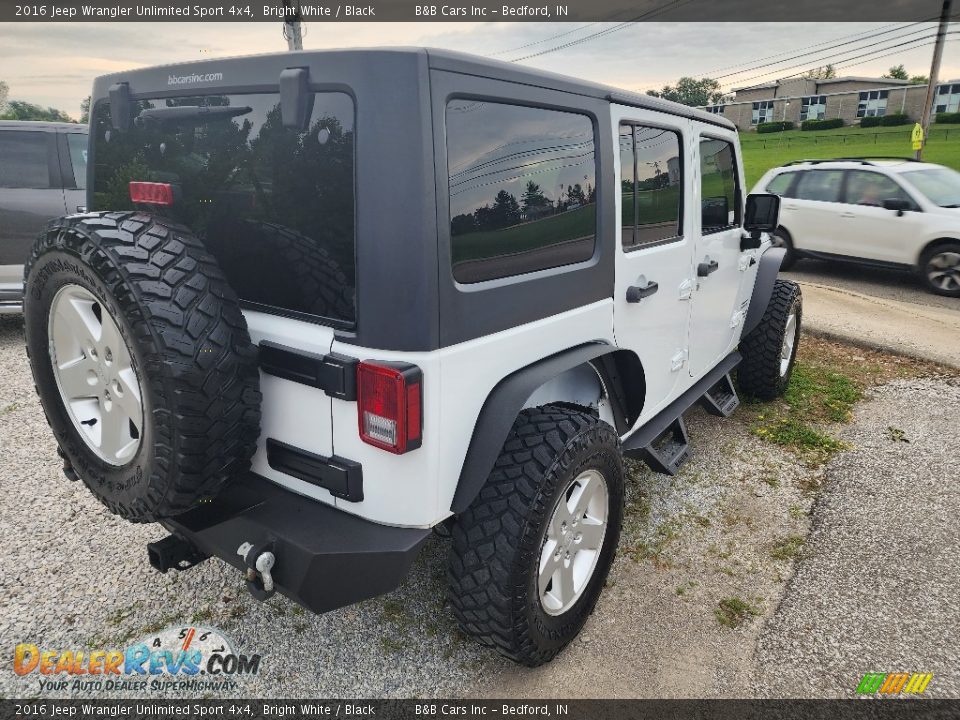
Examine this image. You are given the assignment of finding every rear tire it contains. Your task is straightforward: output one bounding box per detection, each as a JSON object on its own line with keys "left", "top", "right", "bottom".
{"left": 24, "top": 212, "right": 262, "bottom": 522}
{"left": 447, "top": 405, "right": 624, "bottom": 666}
{"left": 738, "top": 279, "right": 802, "bottom": 401}
{"left": 920, "top": 241, "right": 960, "bottom": 297}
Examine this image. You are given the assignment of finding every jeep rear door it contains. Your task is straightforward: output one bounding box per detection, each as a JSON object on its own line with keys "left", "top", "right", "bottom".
{"left": 611, "top": 110, "right": 694, "bottom": 421}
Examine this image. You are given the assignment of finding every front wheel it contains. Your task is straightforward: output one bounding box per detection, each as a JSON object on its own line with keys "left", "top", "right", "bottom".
{"left": 920, "top": 242, "right": 960, "bottom": 297}
{"left": 737, "top": 279, "right": 802, "bottom": 401}
{"left": 447, "top": 406, "right": 624, "bottom": 666}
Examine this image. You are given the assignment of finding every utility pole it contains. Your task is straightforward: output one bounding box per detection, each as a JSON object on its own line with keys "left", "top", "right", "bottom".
{"left": 916, "top": 0, "right": 952, "bottom": 159}
{"left": 282, "top": 0, "right": 303, "bottom": 51}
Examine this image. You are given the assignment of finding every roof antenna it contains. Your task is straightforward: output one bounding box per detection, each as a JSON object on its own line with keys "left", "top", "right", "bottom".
{"left": 282, "top": 0, "right": 303, "bottom": 51}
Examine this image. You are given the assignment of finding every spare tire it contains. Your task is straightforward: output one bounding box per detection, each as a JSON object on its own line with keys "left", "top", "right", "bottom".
{"left": 24, "top": 212, "right": 261, "bottom": 522}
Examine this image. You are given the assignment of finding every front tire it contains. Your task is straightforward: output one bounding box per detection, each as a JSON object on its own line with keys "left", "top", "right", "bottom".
{"left": 920, "top": 241, "right": 960, "bottom": 297}
{"left": 738, "top": 279, "right": 802, "bottom": 401}
{"left": 447, "top": 405, "right": 624, "bottom": 666}
{"left": 24, "top": 212, "right": 262, "bottom": 522}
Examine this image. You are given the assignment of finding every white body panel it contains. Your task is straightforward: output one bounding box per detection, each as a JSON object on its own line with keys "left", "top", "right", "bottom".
{"left": 755, "top": 161, "right": 960, "bottom": 267}
{"left": 245, "top": 108, "right": 760, "bottom": 530}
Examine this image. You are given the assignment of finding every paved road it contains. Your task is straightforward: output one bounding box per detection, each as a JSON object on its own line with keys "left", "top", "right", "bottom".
{"left": 783, "top": 258, "right": 957, "bottom": 311}
{"left": 782, "top": 259, "right": 960, "bottom": 369}
{"left": 754, "top": 378, "right": 960, "bottom": 697}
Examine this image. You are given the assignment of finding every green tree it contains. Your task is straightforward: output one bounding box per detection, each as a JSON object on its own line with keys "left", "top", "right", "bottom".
{"left": 884, "top": 64, "right": 909, "bottom": 80}
{"left": 804, "top": 64, "right": 837, "bottom": 80}
{"left": 79, "top": 96, "right": 91, "bottom": 124}
{"left": 0, "top": 99, "right": 75, "bottom": 122}
{"left": 646, "top": 77, "right": 724, "bottom": 107}
{"left": 0, "top": 81, "right": 8, "bottom": 113}
{"left": 910, "top": 74, "right": 929, "bottom": 85}
{"left": 520, "top": 180, "right": 550, "bottom": 212}
{"left": 489, "top": 189, "right": 520, "bottom": 229}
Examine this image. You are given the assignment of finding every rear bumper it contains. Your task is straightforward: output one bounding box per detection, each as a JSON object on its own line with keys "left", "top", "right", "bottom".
{"left": 161, "top": 472, "right": 431, "bottom": 614}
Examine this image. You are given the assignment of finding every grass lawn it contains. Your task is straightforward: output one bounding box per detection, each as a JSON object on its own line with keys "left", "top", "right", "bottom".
{"left": 739, "top": 124, "right": 960, "bottom": 188}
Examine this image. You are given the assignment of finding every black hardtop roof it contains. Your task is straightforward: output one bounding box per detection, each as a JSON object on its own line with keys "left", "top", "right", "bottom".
{"left": 0, "top": 120, "right": 86, "bottom": 132}
{"left": 91, "top": 46, "right": 735, "bottom": 131}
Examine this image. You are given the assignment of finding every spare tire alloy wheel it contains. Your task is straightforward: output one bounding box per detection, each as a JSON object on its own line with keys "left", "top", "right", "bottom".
{"left": 48, "top": 284, "right": 143, "bottom": 465}
{"left": 24, "top": 212, "right": 262, "bottom": 522}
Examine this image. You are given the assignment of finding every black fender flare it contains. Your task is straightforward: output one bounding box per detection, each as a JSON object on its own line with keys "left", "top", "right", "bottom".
{"left": 450, "top": 342, "right": 615, "bottom": 514}
{"left": 742, "top": 246, "right": 786, "bottom": 337}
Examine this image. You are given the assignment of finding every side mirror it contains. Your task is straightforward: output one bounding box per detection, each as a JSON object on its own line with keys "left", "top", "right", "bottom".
{"left": 744, "top": 193, "right": 781, "bottom": 233}
{"left": 882, "top": 198, "right": 911, "bottom": 216}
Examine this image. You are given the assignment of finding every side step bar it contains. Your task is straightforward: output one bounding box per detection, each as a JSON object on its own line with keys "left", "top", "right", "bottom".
{"left": 623, "top": 352, "right": 741, "bottom": 475}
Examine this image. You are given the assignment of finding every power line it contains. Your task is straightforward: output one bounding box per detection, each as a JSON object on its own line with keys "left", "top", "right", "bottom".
{"left": 489, "top": 23, "right": 600, "bottom": 57}
{"left": 699, "top": 21, "right": 924, "bottom": 78}
{"left": 505, "top": 0, "right": 694, "bottom": 63}
{"left": 732, "top": 32, "right": 959, "bottom": 93}
{"left": 723, "top": 31, "right": 947, "bottom": 92}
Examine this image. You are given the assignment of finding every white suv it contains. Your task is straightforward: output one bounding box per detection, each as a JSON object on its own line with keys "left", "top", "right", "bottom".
{"left": 754, "top": 158, "right": 960, "bottom": 297}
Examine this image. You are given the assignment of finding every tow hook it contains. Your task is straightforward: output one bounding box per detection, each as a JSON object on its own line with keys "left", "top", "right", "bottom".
{"left": 237, "top": 541, "right": 277, "bottom": 601}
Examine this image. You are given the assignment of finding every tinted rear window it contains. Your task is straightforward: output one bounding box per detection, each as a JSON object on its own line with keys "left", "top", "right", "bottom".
{"left": 0, "top": 130, "right": 50, "bottom": 188}
{"left": 92, "top": 92, "right": 356, "bottom": 326}
{"left": 446, "top": 100, "right": 597, "bottom": 284}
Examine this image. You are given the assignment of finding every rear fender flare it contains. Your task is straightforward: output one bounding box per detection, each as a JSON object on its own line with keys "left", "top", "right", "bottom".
{"left": 450, "top": 343, "right": 619, "bottom": 514}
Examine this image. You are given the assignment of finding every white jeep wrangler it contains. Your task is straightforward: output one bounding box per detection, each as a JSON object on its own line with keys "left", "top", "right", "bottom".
{"left": 23, "top": 48, "right": 799, "bottom": 666}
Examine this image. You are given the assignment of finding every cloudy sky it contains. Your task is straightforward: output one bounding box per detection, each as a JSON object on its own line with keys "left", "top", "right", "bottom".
{"left": 0, "top": 21, "right": 957, "bottom": 118}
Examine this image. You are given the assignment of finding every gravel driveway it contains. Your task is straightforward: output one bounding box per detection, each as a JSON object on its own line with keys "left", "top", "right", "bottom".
{"left": 2, "top": 313, "right": 958, "bottom": 699}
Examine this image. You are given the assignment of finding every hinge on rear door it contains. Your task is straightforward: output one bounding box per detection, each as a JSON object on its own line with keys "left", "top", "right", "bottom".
{"left": 258, "top": 341, "right": 358, "bottom": 400}
{"left": 670, "top": 349, "right": 688, "bottom": 372}
{"left": 678, "top": 279, "right": 693, "bottom": 300}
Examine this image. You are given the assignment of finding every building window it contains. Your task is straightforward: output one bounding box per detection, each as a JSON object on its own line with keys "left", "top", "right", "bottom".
{"left": 934, "top": 83, "right": 960, "bottom": 114}
{"left": 446, "top": 100, "right": 597, "bottom": 284}
{"left": 751, "top": 101, "right": 774, "bottom": 125}
{"left": 620, "top": 123, "right": 683, "bottom": 250}
{"left": 857, "top": 90, "right": 889, "bottom": 118}
{"left": 704, "top": 105, "right": 725, "bottom": 115}
{"left": 800, "top": 95, "right": 827, "bottom": 121}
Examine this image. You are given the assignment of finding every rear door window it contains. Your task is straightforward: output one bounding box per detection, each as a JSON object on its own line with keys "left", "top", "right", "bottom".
{"left": 446, "top": 100, "right": 597, "bottom": 284}
{"left": 620, "top": 123, "right": 683, "bottom": 250}
{"left": 0, "top": 130, "right": 51, "bottom": 188}
{"left": 794, "top": 170, "right": 844, "bottom": 203}
{"left": 92, "top": 92, "right": 356, "bottom": 325}
{"left": 66, "top": 133, "right": 88, "bottom": 190}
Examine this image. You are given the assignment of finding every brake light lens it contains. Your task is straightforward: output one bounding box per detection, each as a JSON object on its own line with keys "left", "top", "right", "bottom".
{"left": 357, "top": 361, "right": 423, "bottom": 454}
{"left": 129, "top": 181, "right": 174, "bottom": 206}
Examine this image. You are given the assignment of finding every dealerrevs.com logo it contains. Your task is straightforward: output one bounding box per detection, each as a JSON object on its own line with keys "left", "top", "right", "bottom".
{"left": 14, "top": 625, "right": 261, "bottom": 693}
{"left": 168, "top": 71, "right": 223, "bottom": 85}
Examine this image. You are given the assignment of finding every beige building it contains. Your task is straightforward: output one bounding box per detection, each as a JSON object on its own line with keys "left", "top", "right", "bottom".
{"left": 702, "top": 76, "right": 960, "bottom": 131}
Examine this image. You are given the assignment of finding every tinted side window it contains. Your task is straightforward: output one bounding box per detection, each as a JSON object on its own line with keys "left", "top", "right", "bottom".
{"left": 0, "top": 131, "right": 51, "bottom": 188}
{"left": 845, "top": 171, "right": 913, "bottom": 207}
{"left": 794, "top": 170, "right": 844, "bottom": 202}
{"left": 67, "top": 133, "right": 88, "bottom": 191}
{"left": 447, "top": 100, "right": 597, "bottom": 284}
{"left": 620, "top": 124, "right": 682, "bottom": 250}
{"left": 765, "top": 172, "right": 795, "bottom": 196}
{"left": 699, "top": 138, "right": 739, "bottom": 233}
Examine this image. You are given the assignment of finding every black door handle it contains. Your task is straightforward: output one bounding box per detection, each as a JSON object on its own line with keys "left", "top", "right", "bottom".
{"left": 626, "top": 281, "right": 659, "bottom": 303}
{"left": 697, "top": 259, "right": 719, "bottom": 277}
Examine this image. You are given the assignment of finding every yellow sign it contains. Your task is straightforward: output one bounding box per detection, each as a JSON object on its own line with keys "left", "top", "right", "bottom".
{"left": 912, "top": 122, "right": 924, "bottom": 151}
